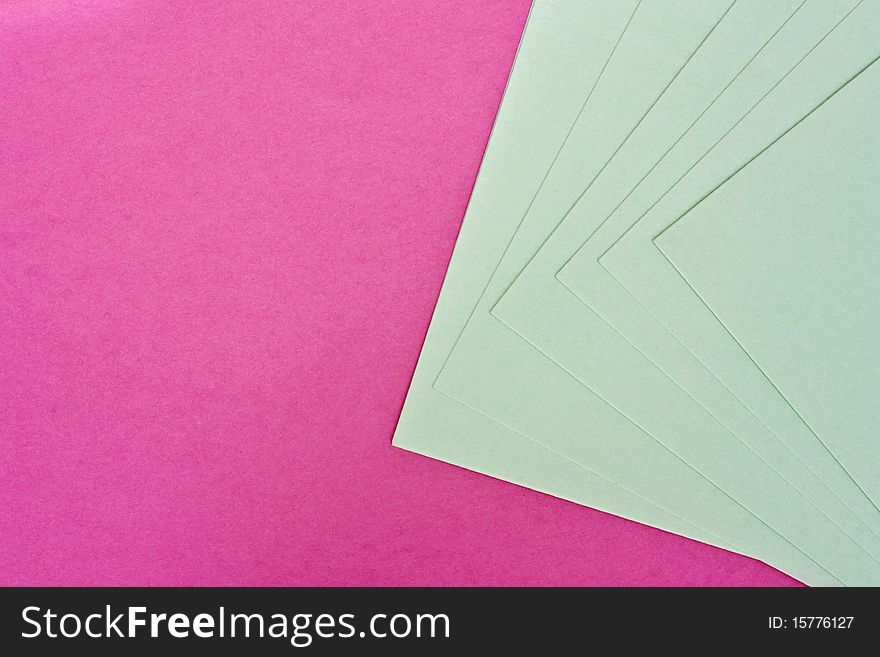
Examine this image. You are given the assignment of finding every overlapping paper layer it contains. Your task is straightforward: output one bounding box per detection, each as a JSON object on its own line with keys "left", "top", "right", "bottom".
{"left": 394, "top": 0, "right": 880, "bottom": 585}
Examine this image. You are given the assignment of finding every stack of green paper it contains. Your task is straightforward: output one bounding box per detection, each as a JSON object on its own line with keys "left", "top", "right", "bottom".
{"left": 393, "top": 0, "right": 880, "bottom": 585}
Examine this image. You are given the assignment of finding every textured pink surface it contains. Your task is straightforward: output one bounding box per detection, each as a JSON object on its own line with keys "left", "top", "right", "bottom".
{"left": 0, "top": 0, "right": 799, "bottom": 586}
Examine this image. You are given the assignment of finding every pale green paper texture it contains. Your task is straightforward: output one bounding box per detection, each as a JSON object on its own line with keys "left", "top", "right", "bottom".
{"left": 392, "top": 1, "right": 720, "bottom": 547}
{"left": 655, "top": 63, "right": 880, "bottom": 519}
{"left": 435, "top": 0, "right": 851, "bottom": 584}
{"left": 560, "top": 0, "right": 880, "bottom": 546}
{"left": 479, "top": 0, "right": 880, "bottom": 584}
{"left": 552, "top": 0, "right": 880, "bottom": 559}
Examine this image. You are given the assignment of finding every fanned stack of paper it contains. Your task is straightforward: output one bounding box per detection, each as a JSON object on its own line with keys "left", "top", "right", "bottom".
{"left": 393, "top": 0, "right": 880, "bottom": 585}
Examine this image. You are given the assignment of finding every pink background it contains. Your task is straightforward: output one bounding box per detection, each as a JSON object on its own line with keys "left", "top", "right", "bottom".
{"left": 0, "top": 0, "right": 797, "bottom": 586}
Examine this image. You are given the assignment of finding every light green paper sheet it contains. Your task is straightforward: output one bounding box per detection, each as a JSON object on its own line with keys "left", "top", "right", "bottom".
{"left": 575, "top": 0, "right": 880, "bottom": 523}
{"left": 553, "top": 0, "right": 880, "bottom": 556}
{"left": 392, "top": 1, "right": 722, "bottom": 548}
{"left": 480, "top": 0, "right": 880, "bottom": 585}
{"left": 435, "top": 0, "right": 855, "bottom": 585}
{"left": 655, "top": 61, "right": 880, "bottom": 521}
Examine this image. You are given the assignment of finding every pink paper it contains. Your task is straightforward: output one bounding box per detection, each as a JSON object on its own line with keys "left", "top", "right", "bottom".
{"left": 0, "top": 0, "right": 798, "bottom": 586}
